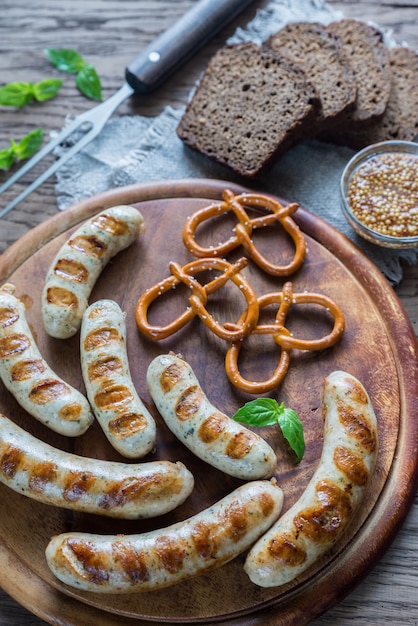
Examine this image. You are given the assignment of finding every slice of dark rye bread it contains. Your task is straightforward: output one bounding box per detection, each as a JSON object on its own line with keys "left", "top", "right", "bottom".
{"left": 176, "top": 42, "right": 320, "bottom": 178}
{"left": 325, "top": 19, "right": 392, "bottom": 128}
{"left": 265, "top": 22, "right": 357, "bottom": 132}
{"left": 319, "top": 46, "right": 418, "bottom": 149}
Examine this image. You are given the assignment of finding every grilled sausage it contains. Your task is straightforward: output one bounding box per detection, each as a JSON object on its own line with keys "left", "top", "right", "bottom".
{"left": 45, "top": 479, "right": 283, "bottom": 593}
{"left": 42, "top": 205, "right": 144, "bottom": 339}
{"left": 80, "top": 299, "right": 156, "bottom": 458}
{"left": 0, "top": 412, "right": 194, "bottom": 519}
{"left": 244, "top": 370, "right": 378, "bottom": 588}
{"left": 0, "top": 283, "right": 93, "bottom": 437}
{"left": 146, "top": 353, "right": 277, "bottom": 479}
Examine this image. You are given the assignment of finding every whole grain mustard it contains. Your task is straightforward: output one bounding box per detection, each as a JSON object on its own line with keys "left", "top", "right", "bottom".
{"left": 347, "top": 152, "right": 418, "bottom": 237}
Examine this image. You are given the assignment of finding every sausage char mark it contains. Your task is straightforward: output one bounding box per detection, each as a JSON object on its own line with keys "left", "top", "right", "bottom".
{"left": 87, "top": 303, "right": 114, "bottom": 319}
{"left": 336, "top": 398, "right": 376, "bottom": 454}
{"left": 199, "top": 414, "right": 257, "bottom": 459}
{"left": 91, "top": 213, "right": 131, "bottom": 237}
{"left": 108, "top": 413, "right": 150, "bottom": 438}
{"left": 112, "top": 541, "right": 150, "bottom": 583}
{"left": 0, "top": 444, "right": 24, "bottom": 478}
{"left": 293, "top": 479, "right": 353, "bottom": 543}
{"left": 343, "top": 376, "right": 369, "bottom": 405}
{"left": 46, "top": 287, "right": 79, "bottom": 311}
{"left": 29, "top": 379, "right": 70, "bottom": 405}
{"left": 84, "top": 328, "right": 121, "bottom": 351}
{"left": 193, "top": 493, "right": 275, "bottom": 558}
{"left": 99, "top": 471, "right": 184, "bottom": 510}
{"left": 67, "top": 539, "right": 110, "bottom": 584}
{"left": 258, "top": 491, "right": 277, "bottom": 518}
{"left": 0, "top": 306, "right": 19, "bottom": 329}
{"left": 68, "top": 234, "right": 107, "bottom": 258}
{"left": 29, "top": 461, "right": 58, "bottom": 492}
{"left": 87, "top": 356, "right": 123, "bottom": 381}
{"left": 0, "top": 333, "right": 30, "bottom": 358}
{"left": 58, "top": 402, "right": 84, "bottom": 422}
{"left": 268, "top": 535, "right": 307, "bottom": 567}
{"left": 11, "top": 358, "right": 46, "bottom": 381}
{"left": 192, "top": 519, "right": 218, "bottom": 559}
{"left": 175, "top": 385, "right": 204, "bottom": 421}
{"left": 226, "top": 431, "right": 256, "bottom": 460}
{"left": 155, "top": 536, "right": 186, "bottom": 573}
{"left": 222, "top": 500, "right": 248, "bottom": 542}
{"left": 94, "top": 383, "right": 133, "bottom": 410}
{"left": 198, "top": 412, "right": 227, "bottom": 443}
{"left": 192, "top": 501, "right": 253, "bottom": 560}
{"left": 53, "top": 258, "right": 89, "bottom": 283}
{"left": 160, "top": 361, "right": 187, "bottom": 393}
{"left": 64, "top": 471, "right": 97, "bottom": 502}
{"left": 334, "top": 445, "right": 369, "bottom": 486}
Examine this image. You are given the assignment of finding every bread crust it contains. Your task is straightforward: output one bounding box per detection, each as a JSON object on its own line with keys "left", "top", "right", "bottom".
{"left": 176, "top": 42, "right": 320, "bottom": 178}
{"left": 265, "top": 22, "right": 357, "bottom": 132}
{"left": 326, "top": 19, "right": 391, "bottom": 128}
{"left": 321, "top": 46, "right": 418, "bottom": 149}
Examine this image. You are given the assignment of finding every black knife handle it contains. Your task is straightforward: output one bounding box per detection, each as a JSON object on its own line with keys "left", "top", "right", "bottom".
{"left": 125, "top": 0, "right": 255, "bottom": 94}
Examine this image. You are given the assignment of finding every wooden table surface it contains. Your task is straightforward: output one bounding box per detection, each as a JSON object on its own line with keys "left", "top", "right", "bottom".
{"left": 0, "top": 0, "right": 417, "bottom": 624}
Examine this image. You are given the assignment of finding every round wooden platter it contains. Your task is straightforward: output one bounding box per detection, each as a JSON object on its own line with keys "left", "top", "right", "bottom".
{"left": 0, "top": 179, "right": 417, "bottom": 626}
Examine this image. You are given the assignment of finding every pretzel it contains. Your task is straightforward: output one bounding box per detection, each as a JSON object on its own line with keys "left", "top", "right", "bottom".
{"left": 182, "top": 189, "right": 307, "bottom": 276}
{"left": 135, "top": 257, "right": 259, "bottom": 342}
{"left": 225, "top": 282, "right": 345, "bottom": 394}
{"left": 225, "top": 283, "right": 293, "bottom": 394}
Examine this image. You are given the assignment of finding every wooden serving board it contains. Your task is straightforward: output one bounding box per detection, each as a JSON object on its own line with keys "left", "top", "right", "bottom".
{"left": 0, "top": 179, "right": 417, "bottom": 626}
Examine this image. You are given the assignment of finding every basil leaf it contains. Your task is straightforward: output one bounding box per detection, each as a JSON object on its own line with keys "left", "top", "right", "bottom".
{"left": 277, "top": 406, "right": 305, "bottom": 463}
{"left": 232, "top": 398, "right": 280, "bottom": 427}
{"left": 0, "top": 82, "right": 34, "bottom": 107}
{"left": 45, "top": 48, "right": 103, "bottom": 101}
{"left": 13, "top": 129, "right": 43, "bottom": 161}
{"left": 0, "top": 130, "right": 43, "bottom": 170}
{"left": 232, "top": 398, "right": 305, "bottom": 462}
{"left": 0, "top": 79, "right": 62, "bottom": 106}
{"left": 45, "top": 48, "right": 85, "bottom": 73}
{"left": 0, "top": 147, "right": 15, "bottom": 170}
{"left": 76, "top": 64, "right": 102, "bottom": 101}
{"left": 33, "top": 78, "right": 63, "bottom": 102}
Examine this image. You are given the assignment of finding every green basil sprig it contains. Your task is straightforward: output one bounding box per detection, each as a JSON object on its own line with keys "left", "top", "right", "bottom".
{"left": 0, "top": 79, "right": 62, "bottom": 108}
{"left": 0, "top": 129, "right": 43, "bottom": 170}
{"left": 232, "top": 398, "right": 305, "bottom": 462}
{"left": 45, "top": 48, "right": 102, "bottom": 101}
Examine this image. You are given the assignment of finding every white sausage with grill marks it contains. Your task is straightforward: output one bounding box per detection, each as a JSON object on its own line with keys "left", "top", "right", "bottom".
{"left": 244, "top": 370, "right": 378, "bottom": 588}
{"left": 0, "top": 283, "right": 93, "bottom": 437}
{"left": 0, "top": 412, "right": 194, "bottom": 519}
{"left": 146, "top": 353, "right": 277, "bottom": 480}
{"left": 80, "top": 299, "right": 156, "bottom": 458}
{"left": 45, "top": 479, "right": 284, "bottom": 593}
{"left": 42, "top": 205, "right": 144, "bottom": 339}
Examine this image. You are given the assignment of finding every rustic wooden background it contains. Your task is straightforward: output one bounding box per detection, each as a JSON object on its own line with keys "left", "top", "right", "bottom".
{"left": 0, "top": 0, "right": 417, "bottom": 624}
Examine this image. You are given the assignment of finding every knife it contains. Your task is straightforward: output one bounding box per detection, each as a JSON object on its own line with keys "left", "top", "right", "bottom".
{"left": 0, "top": 0, "right": 255, "bottom": 219}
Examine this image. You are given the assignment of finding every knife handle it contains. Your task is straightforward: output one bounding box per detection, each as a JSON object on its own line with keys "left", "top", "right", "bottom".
{"left": 125, "top": 0, "right": 255, "bottom": 93}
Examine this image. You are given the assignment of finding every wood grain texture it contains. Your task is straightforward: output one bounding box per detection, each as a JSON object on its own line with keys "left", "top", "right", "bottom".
{"left": 0, "top": 0, "right": 417, "bottom": 624}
